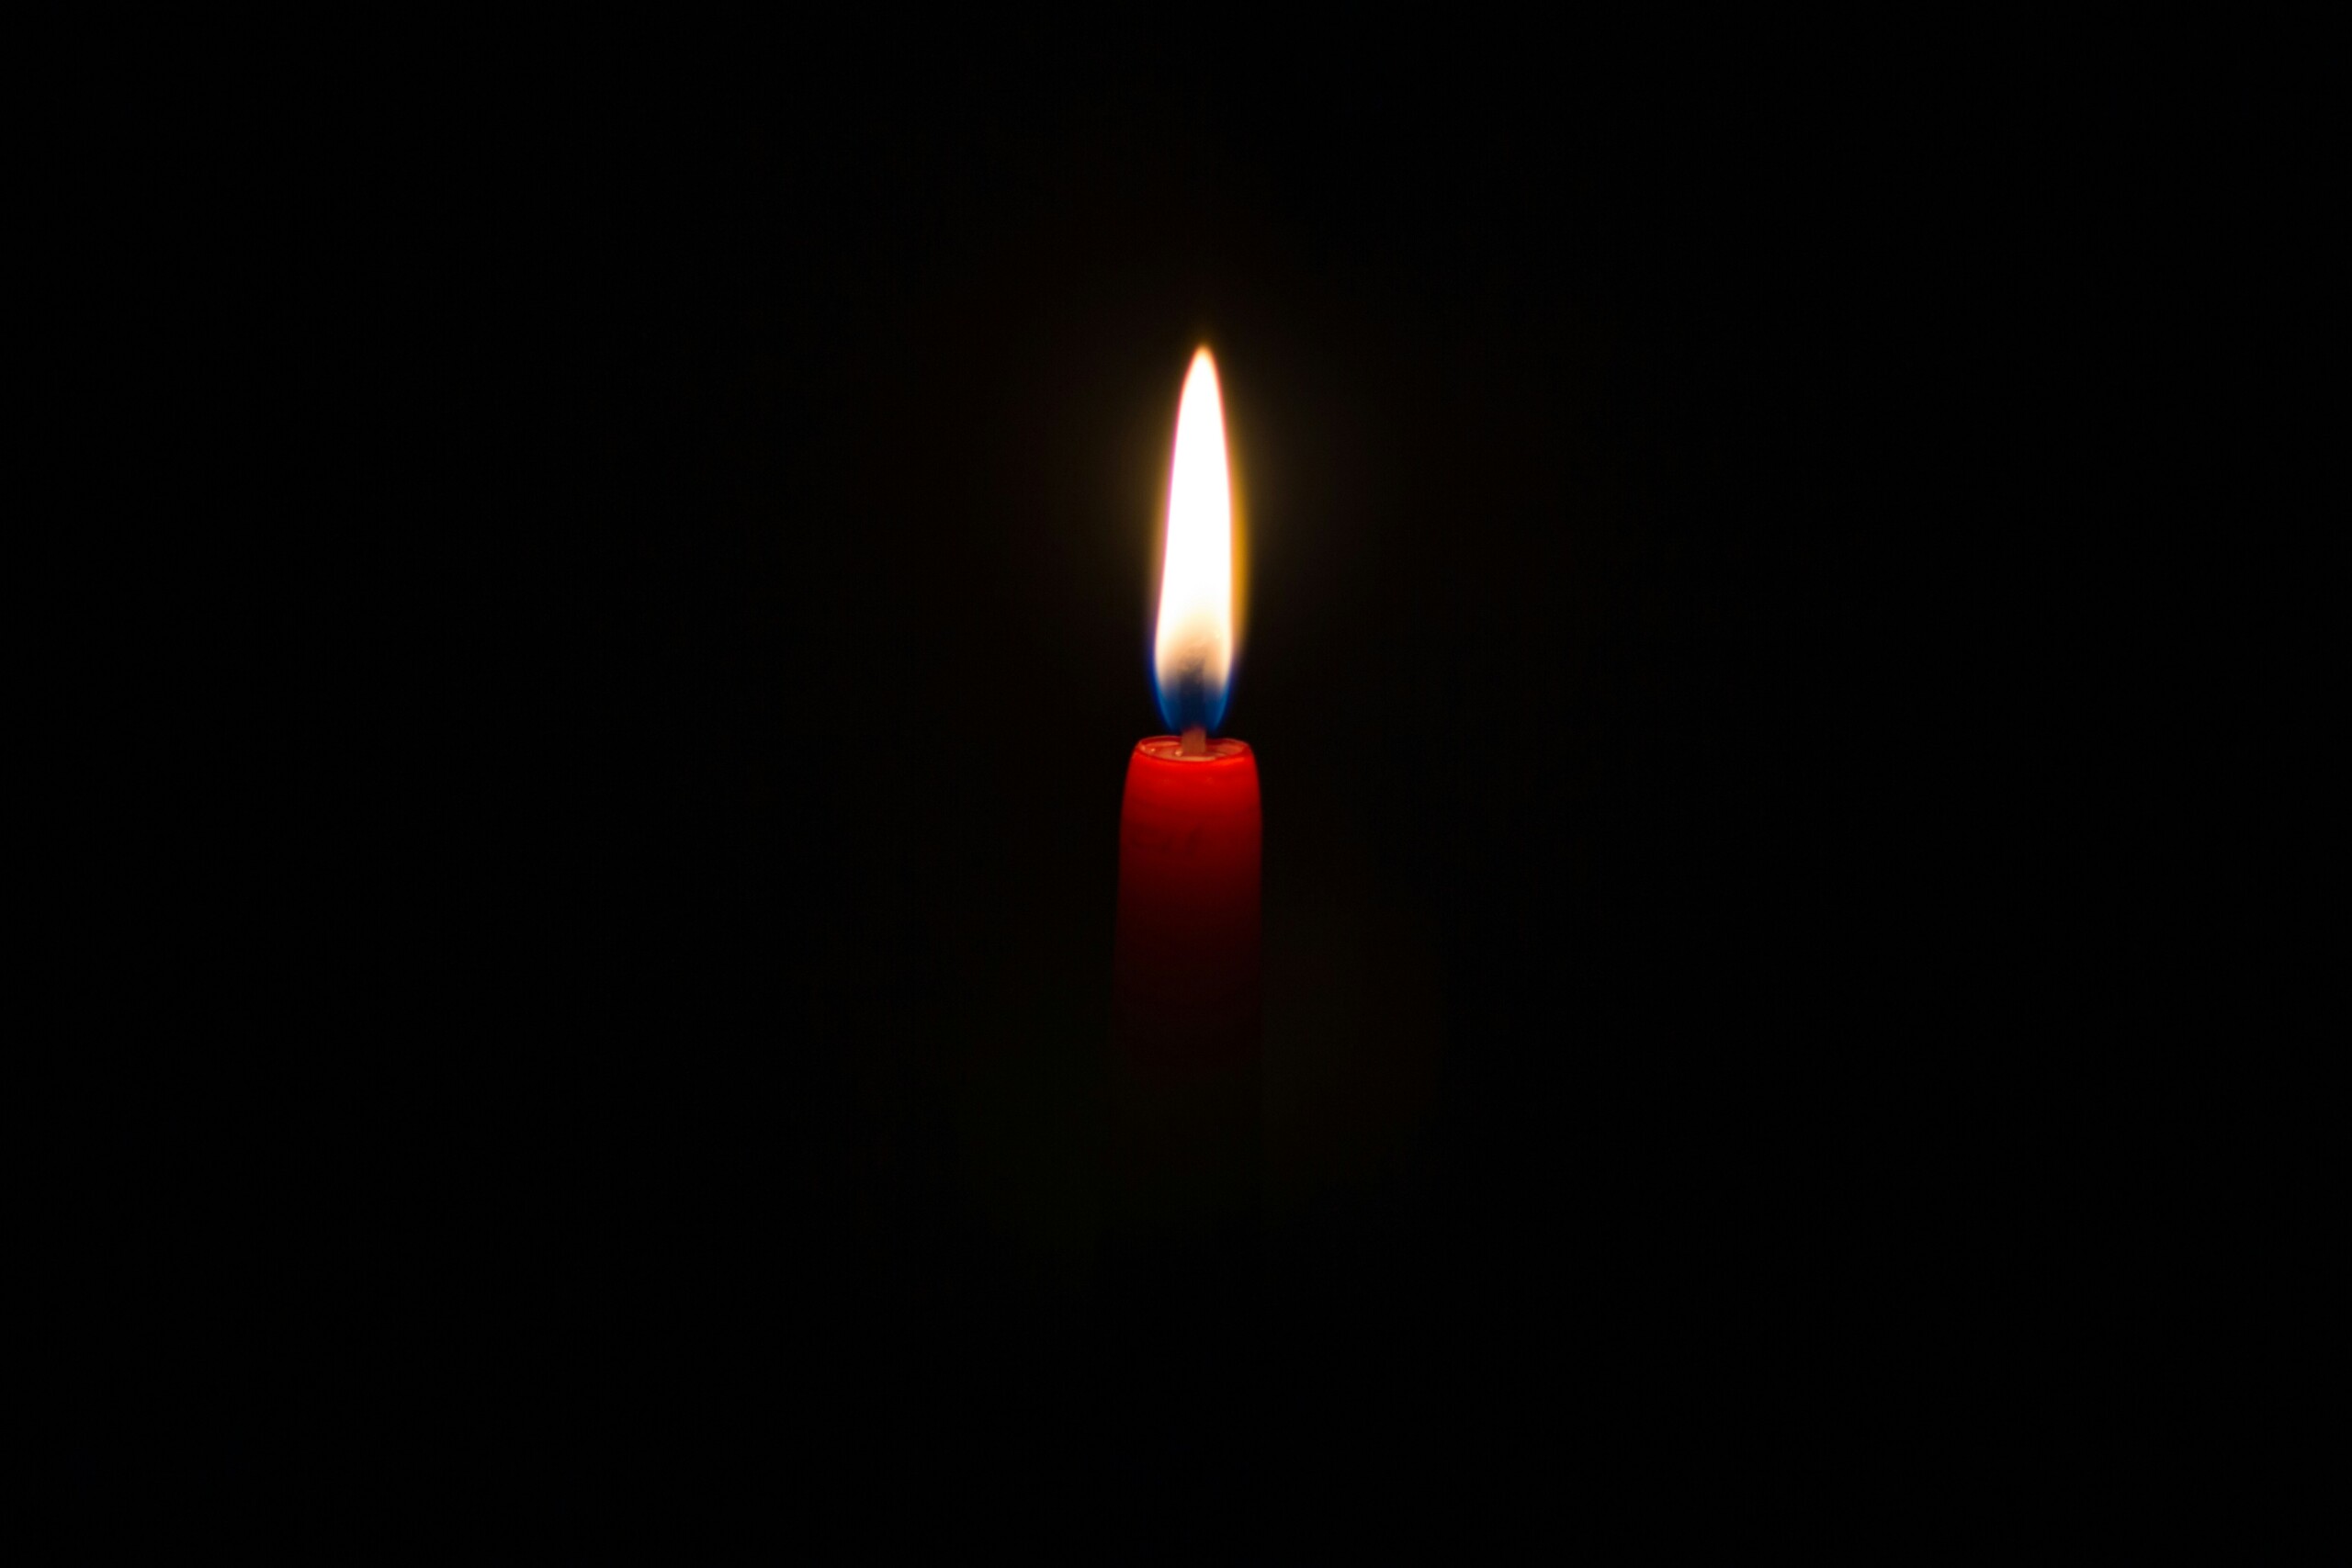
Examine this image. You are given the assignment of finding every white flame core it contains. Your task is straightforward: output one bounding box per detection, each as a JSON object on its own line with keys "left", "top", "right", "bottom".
{"left": 1154, "top": 347, "right": 1234, "bottom": 718}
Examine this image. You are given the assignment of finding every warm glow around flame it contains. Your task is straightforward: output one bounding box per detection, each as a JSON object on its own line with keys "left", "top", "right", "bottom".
{"left": 1154, "top": 347, "right": 1235, "bottom": 735}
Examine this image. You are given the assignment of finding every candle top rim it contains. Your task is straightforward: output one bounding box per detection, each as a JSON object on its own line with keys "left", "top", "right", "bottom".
{"left": 1135, "top": 735, "right": 1253, "bottom": 764}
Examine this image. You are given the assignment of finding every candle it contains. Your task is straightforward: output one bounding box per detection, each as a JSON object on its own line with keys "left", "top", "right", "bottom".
{"left": 1108, "top": 346, "right": 1261, "bottom": 1247}
{"left": 1111, "top": 734, "right": 1261, "bottom": 1071}
{"left": 1113, "top": 345, "right": 1261, "bottom": 1069}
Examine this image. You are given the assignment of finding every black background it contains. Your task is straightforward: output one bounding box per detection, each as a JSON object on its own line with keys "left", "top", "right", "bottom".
{"left": 114, "top": 34, "right": 2096, "bottom": 1550}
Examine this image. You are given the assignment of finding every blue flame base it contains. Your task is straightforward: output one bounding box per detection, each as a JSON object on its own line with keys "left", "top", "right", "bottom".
{"left": 1155, "top": 668, "right": 1227, "bottom": 737}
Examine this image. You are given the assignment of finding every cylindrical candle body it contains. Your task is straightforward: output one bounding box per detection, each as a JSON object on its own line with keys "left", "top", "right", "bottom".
{"left": 1111, "top": 737, "right": 1262, "bottom": 1075}
{"left": 1107, "top": 735, "right": 1262, "bottom": 1275}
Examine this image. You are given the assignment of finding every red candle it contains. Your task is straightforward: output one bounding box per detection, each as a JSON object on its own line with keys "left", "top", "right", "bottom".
{"left": 1109, "top": 349, "right": 1261, "bottom": 1241}
{"left": 1112, "top": 735, "right": 1261, "bottom": 1076}
{"left": 1113, "top": 346, "right": 1261, "bottom": 1072}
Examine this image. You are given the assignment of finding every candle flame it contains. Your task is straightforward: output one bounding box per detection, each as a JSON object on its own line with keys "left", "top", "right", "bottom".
{"left": 1153, "top": 347, "right": 1236, "bottom": 735}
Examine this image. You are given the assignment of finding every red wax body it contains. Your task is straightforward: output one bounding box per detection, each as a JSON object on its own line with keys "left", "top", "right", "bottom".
{"left": 1111, "top": 737, "right": 1261, "bottom": 1080}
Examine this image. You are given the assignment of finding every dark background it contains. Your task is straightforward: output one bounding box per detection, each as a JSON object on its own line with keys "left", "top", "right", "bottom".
{"left": 107, "top": 35, "right": 2093, "bottom": 1549}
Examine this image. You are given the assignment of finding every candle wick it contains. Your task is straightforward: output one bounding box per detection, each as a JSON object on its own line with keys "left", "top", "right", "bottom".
{"left": 1181, "top": 726, "right": 1207, "bottom": 758}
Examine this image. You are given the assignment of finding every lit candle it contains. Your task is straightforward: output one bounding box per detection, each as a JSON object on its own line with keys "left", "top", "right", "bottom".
{"left": 1112, "top": 346, "right": 1261, "bottom": 1075}
{"left": 1108, "top": 348, "right": 1261, "bottom": 1250}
